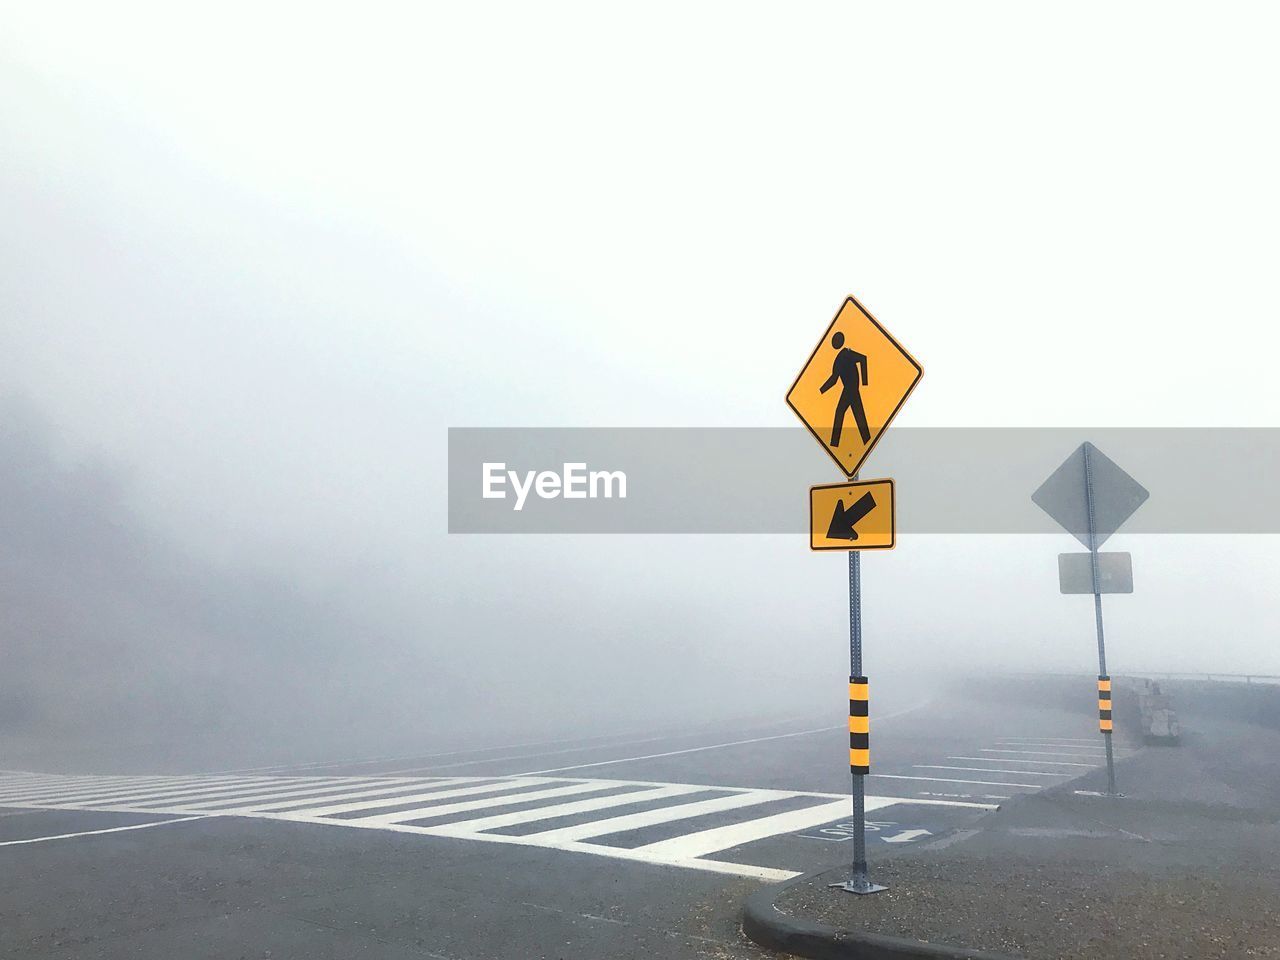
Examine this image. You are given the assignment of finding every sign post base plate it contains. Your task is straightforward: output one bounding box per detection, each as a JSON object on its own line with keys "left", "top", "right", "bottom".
{"left": 829, "top": 878, "right": 888, "bottom": 895}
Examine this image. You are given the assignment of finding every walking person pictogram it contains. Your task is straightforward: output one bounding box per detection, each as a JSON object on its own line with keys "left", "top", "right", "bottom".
{"left": 819, "top": 332, "right": 870, "bottom": 447}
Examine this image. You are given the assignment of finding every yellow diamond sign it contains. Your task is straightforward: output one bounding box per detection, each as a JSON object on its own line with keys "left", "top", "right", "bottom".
{"left": 787, "top": 296, "right": 923, "bottom": 478}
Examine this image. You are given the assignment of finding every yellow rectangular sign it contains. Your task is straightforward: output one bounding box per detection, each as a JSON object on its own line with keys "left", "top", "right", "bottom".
{"left": 787, "top": 296, "right": 923, "bottom": 478}
{"left": 810, "top": 479, "right": 895, "bottom": 551}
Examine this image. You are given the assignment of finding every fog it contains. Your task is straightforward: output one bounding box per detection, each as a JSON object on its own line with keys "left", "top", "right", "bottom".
{"left": 2, "top": 3, "right": 1278, "bottom": 772}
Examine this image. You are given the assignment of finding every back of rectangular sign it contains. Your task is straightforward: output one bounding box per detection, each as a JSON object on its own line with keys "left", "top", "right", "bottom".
{"left": 1058, "top": 552, "right": 1134, "bottom": 594}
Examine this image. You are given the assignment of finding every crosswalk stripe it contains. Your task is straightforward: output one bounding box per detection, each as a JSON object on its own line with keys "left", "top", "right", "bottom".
{"left": 30, "top": 777, "right": 286, "bottom": 806}
{"left": 431, "top": 784, "right": 705, "bottom": 835}
{"left": 0, "top": 776, "right": 273, "bottom": 805}
{"left": 162, "top": 783, "right": 435, "bottom": 814}
{"left": 120, "top": 778, "right": 378, "bottom": 809}
{"left": 0, "top": 782, "right": 103, "bottom": 802}
{"left": 354, "top": 782, "right": 628, "bottom": 826}
{"left": 632, "top": 798, "right": 860, "bottom": 859}
{"left": 212, "top": 779, "right": 472, "bottom": 814}
{"left": 288, "top": 778, "right": 554, "bottom": 818}
{"left": 0, "top": 774, "right": 53, "bottom": 787}
{"left": 0, "top": 775, "right": 186, "bottom": 800}
{"left": 526, "top": 789, "right": 793, "bottom": 843}
{"left": 1, "top": 774, "right": 135, "bottom": 790}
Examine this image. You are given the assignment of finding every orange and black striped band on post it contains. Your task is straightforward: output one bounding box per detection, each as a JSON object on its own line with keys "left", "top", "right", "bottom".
{"left": 1098, "top": 675, "right": 1113, "bottom": 733}
{"left": 849, "top": 676, "right": 869, "bottom": 774}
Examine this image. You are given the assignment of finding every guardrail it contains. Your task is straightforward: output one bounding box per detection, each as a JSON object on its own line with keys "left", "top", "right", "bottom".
{"left": 1129, "top": 672, "right": 1280, "bottom": 685}
{"left": 998, "top": 671, "right": 1280, "bottom": 687}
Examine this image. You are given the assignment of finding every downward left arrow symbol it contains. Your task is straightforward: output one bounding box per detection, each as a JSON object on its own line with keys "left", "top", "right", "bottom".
{"left": 827, "top": 492, "right": 876, "bottom": 541}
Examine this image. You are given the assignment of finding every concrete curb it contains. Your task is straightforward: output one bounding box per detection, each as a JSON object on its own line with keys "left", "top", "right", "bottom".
{"left": 742, "top": 869, "right": 1020, "bottom": 960}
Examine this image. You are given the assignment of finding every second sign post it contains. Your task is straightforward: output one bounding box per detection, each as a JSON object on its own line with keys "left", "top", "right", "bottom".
{"left": 787, "top": 296, "right": 922, "bottom": 895}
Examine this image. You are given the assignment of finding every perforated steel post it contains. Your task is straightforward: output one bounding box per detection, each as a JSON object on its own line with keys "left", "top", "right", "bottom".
{"left": 834, "top": 549, "right": 886, "bottom": 894}
{"left": 1083, "top": 444, "right": 1118, "bottom": 796}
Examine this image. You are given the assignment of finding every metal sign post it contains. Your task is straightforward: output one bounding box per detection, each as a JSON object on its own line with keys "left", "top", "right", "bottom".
{"left": 1083, "top": 443, "right": 1118, "bottom": 795}
{"left": 787, "top": 297, "right": 922, "bottom": 897}
{"left": 1033, "top": 440, "right": 1148, "bottom": 799}
{"left": 835, "top": 549, "right": 886, "bottom": 894}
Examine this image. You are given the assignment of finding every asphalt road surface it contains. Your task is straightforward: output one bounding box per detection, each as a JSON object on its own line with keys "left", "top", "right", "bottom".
{"left": 1, "top": 683, "right": 1123, "bottom": 959}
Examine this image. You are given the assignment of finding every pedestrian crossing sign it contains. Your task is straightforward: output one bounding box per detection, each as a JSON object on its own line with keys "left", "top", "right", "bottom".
{"left": 786, "top": 296, "right": 923, "bottom": 478}
{"left": 810, "top": 478, "right": 895, "bottom": 550}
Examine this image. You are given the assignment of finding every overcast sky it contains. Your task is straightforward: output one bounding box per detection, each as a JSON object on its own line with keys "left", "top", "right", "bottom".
{"left": 2, "top": 1, "right": 1278, "bottom": 753}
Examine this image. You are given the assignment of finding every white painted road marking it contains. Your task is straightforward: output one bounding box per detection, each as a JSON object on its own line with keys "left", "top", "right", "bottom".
{"left": 512, "top": 703, "right": 927, "bottom": 777}
{"left": 883, "top": 828, "right": 931, "bottom": 843}
{"left": 995, "top": 744, "right": 1105, "bottom": 753}
{"left": 510, "top": 726, "right": 842, "bottom": 776}
{"left": 870, "top": 774, "right": 1042, "bottom": 788}
{"left": 217, "top": 778, "right": 475, "bottom": 814}
{"left": 0, "top": 816, "right": 208, "bottom": 847}
{"left": 0, "top": 776, "right": 277, "bottom": 805}
{"left": 948, "top": 756, "right": 1095, "bottom": 767}
{"left": 358, "top": 781, "right": 632, "bottom": 826}
{"left": 526, "top": 789, "right": 794, "bottom": 843}
{"left": 288, "top": 778, "right": 555, "bottom": 818}
{"left": 152, "top": 778, "right": 419, "bottom": 812}
{"left": 214, "top": 730, "right": 668, "bottom": 775}
{"left": 67, "top": 778, "right": 322, "bottom": 808}
{"left": 0, "top": 775, "right": 207, "bottom": 803}
{"left": 632, "top": 799, "right": 857, "bottom": 859}
{"left": 432, "top": 784, "right": 704, "bottom": 834}
{"left": 981, "top": 749, "right": 1112, "bottom": 758}
{"left": 210, "top": 715, "right": 821, "bottom": 776}
{"left": 381, "top": 732, "right": 708, "bottom": 776}
{"left": 914, "top": 765, "right": 1070, "bottom": 778}
{"left": 0, "top": 769, "right": 987, "bottom": 881}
